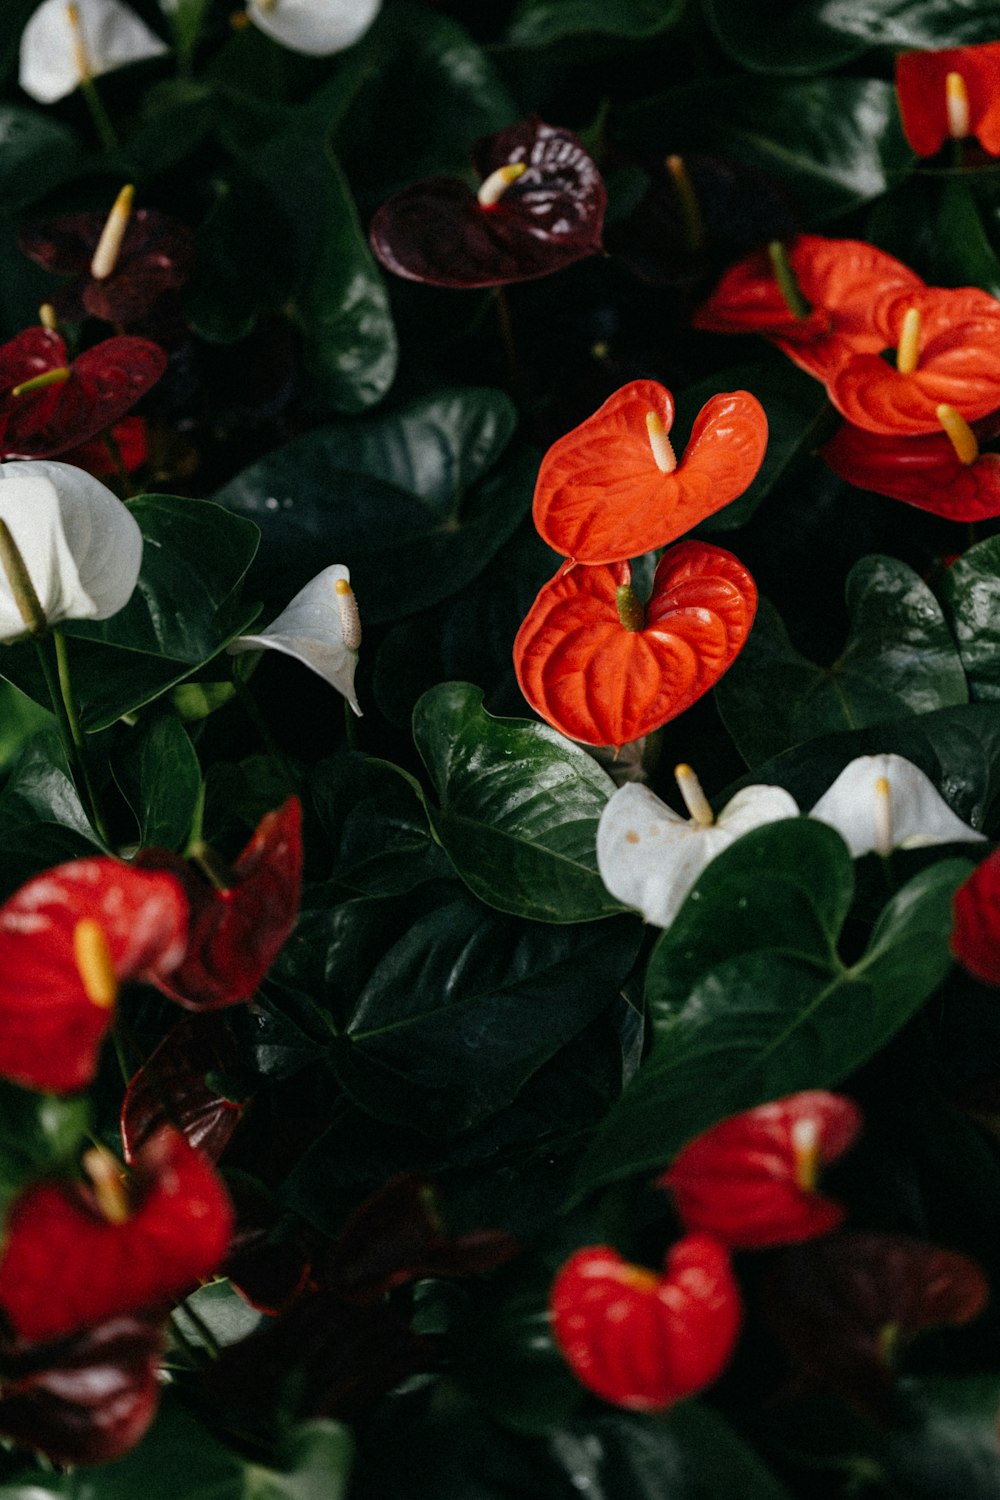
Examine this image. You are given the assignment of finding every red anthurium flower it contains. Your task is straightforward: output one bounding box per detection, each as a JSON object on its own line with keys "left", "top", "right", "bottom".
{"left": 822, "top": 408, "right": 1000, "bottom": 520}
{"left": 0, "top": 327, "right": 165, "bottom": 461}
{"left": 63, "top": 415, "right": 150, "bottom": 479}
{"left": 550, "top": 1235, "right": 742, "bottom": 1410}
{"left": 658, "top": 1092, "right": 862, "bottom": 1249}
{"left": 18, "top": 195, "right": 196, "bottom": 326}
{"left": 0, "top": 857, "right": 188, "bottom": 1095}
{"left": 532, "top": 380, "right": 767, "bottom": 563}
{"left": 896, "top": 42, "right": 1000, "bottom": 157}
{"left": 951, "top": 846, "right": 1000, "bottom": 986}
{"left": 139, "top": 796, "right": 303, "bottom": 1010}
{"left": 368, "top": 117, "right": 606, "bottom": 288}
{"left": 514, "top": 542, "right": 757, "bottom": 747}
{"left": 692, "top": 235, "right": 924, "bottom": 382}
{"left": 827, "top": 286, "right": 1000, "bottom": 435}
{"left": 0, "top": 1127, "right": 232, "bottom": 1344}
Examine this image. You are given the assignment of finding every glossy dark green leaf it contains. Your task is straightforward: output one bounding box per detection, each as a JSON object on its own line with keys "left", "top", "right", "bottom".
{"left": 506, "top": 0, "right": 685, "bottom": 45}
{"left": 0, "top": 497, "right": 260, "bottom": 733}
{"left": 0, "top": 108, "right": 81, "bottom": 210}
{"left": 337, "top": 884, "right": 641, "bottom": 1132}
{"left": 0, "top": 1081, "right": 89, "bottom": 1222}
{"left": 812, "top": 0, "right": 1000, "bottom": 47}
{"left": 309, "top": 753, "right": 450, "bottom": 896}
{"left": 621, "top": 78, "right": 911, "bottom": 222}
{"left": 413, "top": 683, "right": 624, "bottom": 922}
{"left": 214, "top": 388, "right": 529, "bottom": 624}
{"left": 0, "top": 727, "right": 102, "bottom": 893}
{"left": 574, "top": 819, "right": 971, "bottom": 1193}
{"left": 703, "top": 0, "right": 864, "bottom": 73}
{"left": 717, "top": 557, "right": 968, "bottom": 765}
{"left": 184, "top": 173, "right": 298, "bottom": 344}
{"left": 0, "top": 679, "right": 51, "bottom": 774}
{"left": 932, "top": 179, "right": 1000, "bottom": 297}
{"left": 113, "top": 711, "right": 202, "bottom": 851}
{"left": 937, "top": 536, "right": 1000, "bottom": 701}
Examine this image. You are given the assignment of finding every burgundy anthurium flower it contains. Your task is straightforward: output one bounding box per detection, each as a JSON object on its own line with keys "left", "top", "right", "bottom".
{"left": 896, "top": 41, "right": 1000, "bottom": 157}
{"left": 139, "top": 796, "right": 303, "bottom": 1010}
{"left": 120, "top": 1013, "right": 247, "bottom": 1165}
{"left": 18, "top": 192, "right": 196, "bottom": 326}
{"left": 0, "top": 1127, "right": 232, "bottom": 1345}
{"left": 951, "top": 846, "right": 1000, "bottom": 986}
{"left": 827, "top": 285, "right": 1000, "bottom": 436}
{"left": 368, "top": 117, "right": 606, "bottom": 288}
{"left": 532, "top": 379, "right": 768, "bottom": 563}
{"left": 692, "top": 235, "right": 925, "bottom": 383}
{"left": 514, "top": 543, "right": 757, "bottom": 748}
{"left": 658, "top": 1092, "right": 862, "bottom": 1250}
{"left": 822, "top": 408, "right": 1000, "bottom": 520}
{"left": 550, "top": 1234, "right": 742, "bottom": 1410}
{"left": 0, "top": 326, "right": 165, "bottom": 461}
{"left": 0, "top": 857, "right": 188, "bottom": 1095}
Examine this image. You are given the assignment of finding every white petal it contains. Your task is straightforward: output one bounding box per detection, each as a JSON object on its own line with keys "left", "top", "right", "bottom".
{"left": 808, "top": 752, "right": 985, "bottom": 856}
{"left": 227, "top": 564, "right": 362, "bottom": 716}
{"left": 246, "top": 0, "right": 381, "bottom": 55}
{"left": 716, "top": 784, "right": 800, "bottom": 837}
{"left": 20, "top": 0, "right": 168, "bottom": 104}
{"left": 597, "top": 783, "right": 726, "bottom": 928}
{"left": 0, "top": 461, "right": 141, "bottom": 636}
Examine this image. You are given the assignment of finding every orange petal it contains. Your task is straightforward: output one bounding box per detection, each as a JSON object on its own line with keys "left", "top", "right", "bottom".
{"left": 822, "top": 422, "right": 1000, "bottom": 521}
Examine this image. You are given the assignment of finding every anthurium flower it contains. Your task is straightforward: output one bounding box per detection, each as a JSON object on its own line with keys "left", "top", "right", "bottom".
{"left": 0, "top": 1127, "right": 232, "bottom": 1343}
{"left": 532, "top": 379, "right": 767, "bottom": 563}
{"left": 369, "top": 117, "right": 606, "bottom": 288}
{"left": 597, "top": 768, "right": 798, "bottom": 928}
{"left": 827, "top": 286, "right": 1000, "bottom": 436}
{"left": 227, "top": 565, "right": 363, "bottom": 716}
{"left": 951, "top": 848, "right": 1000, "bottom": 987}
{"left": 137, "top": 796, "right": 303, "bottom": 1010}
{"left": 0, "top": 460, "right": 143, "bottom": 641}
{"left": 896, "top": 42, "right": 1000, "bottom": 158}
{"left": 245, "top": 0, "right": 381, "bottom": 54}
{"left": 692, "top": 235, "right": 924, "bottom": 382}
{"left": 63, "top": 415, "right": 150, "bottom": 480}
{"left": 514, "top": 542, "right": 757, "bottom": 748}
{"left": 549, "top": 1234, "right": 742, "bottom": 1411}
{"left": 121, "top": 1014, "right": 247, "bottom": 1164}
{"left": 659, "top": 1092, "right": 862, "bottom": 1249}
{"left": 821, "top": 409, "right": 1000, "bottom": 521}
{"left": 808, "top": 753, "right": 985, "bottom": 858}
{"left": 0, "top": 856, "right": 188, "bottom": 1094}
{"left": 19, "top": 0, "right": 168, "bottom": 104}
{"left": 0, "top": 327, "right": 165, "bottom": 461}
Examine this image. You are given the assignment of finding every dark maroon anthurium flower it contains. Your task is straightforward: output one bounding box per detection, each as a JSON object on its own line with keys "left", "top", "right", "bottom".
{"left": 822, "top": 408, "right": 1000, "bottom": 521}
{"left": 658, "top": 1092, "right": 862, "bottom": 1250}
{"left": 759, "top": 1230, "right": 989, "bottom": 1422}
{"left": 0, "top": 1127, "right": 233, "bottom": 1345}
{"left": 120, "top": 1013, "right": 247, "bottom": 1165}
{"left": 369, "top": 117, "right": 606, "bottom": 288}
{"left": 952, "top": 846, "right": 1000, "bottom": 986}
{"left": 0, "top": 1314, "right": 163, "bottom": 1468}
{"left": 19, "top": 198, "right": 196, "bottom": 326}
{"left": 139, "top": 797, "right": 303, "bottom": 1010}
{"left": 0, "top": 327, "right": 165, "bottom": 461}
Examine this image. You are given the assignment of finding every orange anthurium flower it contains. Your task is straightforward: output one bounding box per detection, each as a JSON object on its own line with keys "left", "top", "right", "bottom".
{"left": 896, "top": 42, "right": 1000, "bottom": 157}
{"left": 822, "top": 411, "right": 1000, "bottom": 521}
{"left": 827, "top": 286, "right": 1000, "bottom": 436}
{"left": 692, "top": 235, "right": 924, "bottom": 382}
{"left": 532, "top": 379, "right": 767, "bottom": 564}
{"left": 513, "top": 542, "right": 757, "bottom": 747}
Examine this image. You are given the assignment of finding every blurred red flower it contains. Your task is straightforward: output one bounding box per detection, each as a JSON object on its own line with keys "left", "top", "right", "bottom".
{"left": 896, "top": 42, "right": 1000, "bottom": 157}
{"left": 952, "top": 846, "right": 1000, "bottom": 986}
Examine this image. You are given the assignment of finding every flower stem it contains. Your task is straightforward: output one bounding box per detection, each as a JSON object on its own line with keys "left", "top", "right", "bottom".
{"left": 79, "top": 76, "right": 119, "bottom": 151}
{"left": 47, "top": 627, "right": 111, "bottom": 844}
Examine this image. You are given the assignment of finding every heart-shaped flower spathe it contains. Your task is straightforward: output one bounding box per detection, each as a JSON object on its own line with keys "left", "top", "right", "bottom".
{"left": 514, "top": 543, "right": 757, "bottom": 747}
{"left": 550, "top": 1234, "right": 742, "bottom": 1410}
{"left": 896, "top": 41, "right": 1000, "bottom": 158}
{"left": 533, "top": 379, "right": 767, "bottom": 564}
{"left": 808, "top": 753, "right": 985, "bottom": 858}
{"left": 821, "top": 413, "right": 1000, "bottom": 521}
{"left": 369, "top": 117, "right": 606, "bottom": 289}
{"left": 19, "top": 0, "right": 168, "bottom": 105}
{"left": 245, "top": 0, "right": 381, "bottom": 55}
{"left": 227, "top": 565, "right": 362, "bottom": 716}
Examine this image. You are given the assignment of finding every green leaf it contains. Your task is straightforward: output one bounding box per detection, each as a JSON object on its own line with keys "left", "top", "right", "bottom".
{"left": 309, "top": 753, "right": 451, "bottom": 896}
{"left": 184, "top": 173, "right": 299, "bottom": 344}
{"left": 621, "top": 77, "right": 912, "bottom": 222}
{"left": 0, "top": 108, "right": 81, "bottom": 210}
{"left": 412, "top": 683, "right": 624, "bottom": 923}
{"left": 214, "top": 388, "right": 529, "bottom": 625}
{"left": 717, "top": 557, "right": 968, "bottom": 765}
{"left": 809, "top": 0, "right": 1000, "bottom": 47}
{"left": 0, "top": 1081, "right": 89, "bottom": 1222}
{"left": 932, "top": 179, "right": 1000, "bottom": 297}
{"left": 0, "top": 727, "right": 102, "bottom": 895}
{"left": 937, "top": 534, "right": 1000, "bottom": 701}
{"left": 113, "top": 710, "right": 202, "bottom": 851}
{"left": 506, "top": 0, "right": 685, "bottom": 45}
{"left": 573, "top": 819, "right": 971, "bottom": 1194}
{"left": 702, "top": 0, "right": 865, "bottom": 73}
{"left": 0, "top": 678, "right": 51, "bottom": 773}
{"left": 0, "top": 497, "right": 260, "bottom": 732}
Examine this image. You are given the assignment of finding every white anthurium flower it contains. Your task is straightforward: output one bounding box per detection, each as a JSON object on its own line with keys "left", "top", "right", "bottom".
{"left": 19, "top": 0, "right": 169, "bottom": 105}
{"left": 0, "top": 461, "right": 142, "bottom": 641}
{"left": 245, "top": 0, "right": 381, "bottom": 55}
{"left": 597, "top": 765, "right": 800, "bottom": 928}
{"left": 227, "top": 564, "right": 362, "bottom": 716}
{"left": 808, "top": 752, "right": 986, "bottom": 857}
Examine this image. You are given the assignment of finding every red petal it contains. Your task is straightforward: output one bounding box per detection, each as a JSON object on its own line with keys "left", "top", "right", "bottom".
{"left": 952, "top": 848, "right": 1000, "bottom": 986}
{"left": 896, "top": 43, "right": 1000, "bottom": 157}
{"left": 120, "top": 1013, "right": 246, "bottom": 1165}
{"left": 61, "top": 415, "right": 150, "bottom": 478}
{"left": 822, "top": 421, "right": 1000, "bottom": 520}
{"left": 2, "top": 337, "right": 166, "bottom": 459}
{"left": 550, "top": 1235, "right": 742, "bottom": 1410}
{"left": 533, "top": 380, "right": 767, "bottom": 562}
{"left": 514, "top": 543, "right": 756, "bottom": 746}
{"left": 0, "top": 859, "right": 188, "bottom": 1094}
{"left": 659, "top": 1091, "right": 861, "bottom": 1249}
{"left": 0, "top": 1128, "right": 232, "bottom": 1343}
